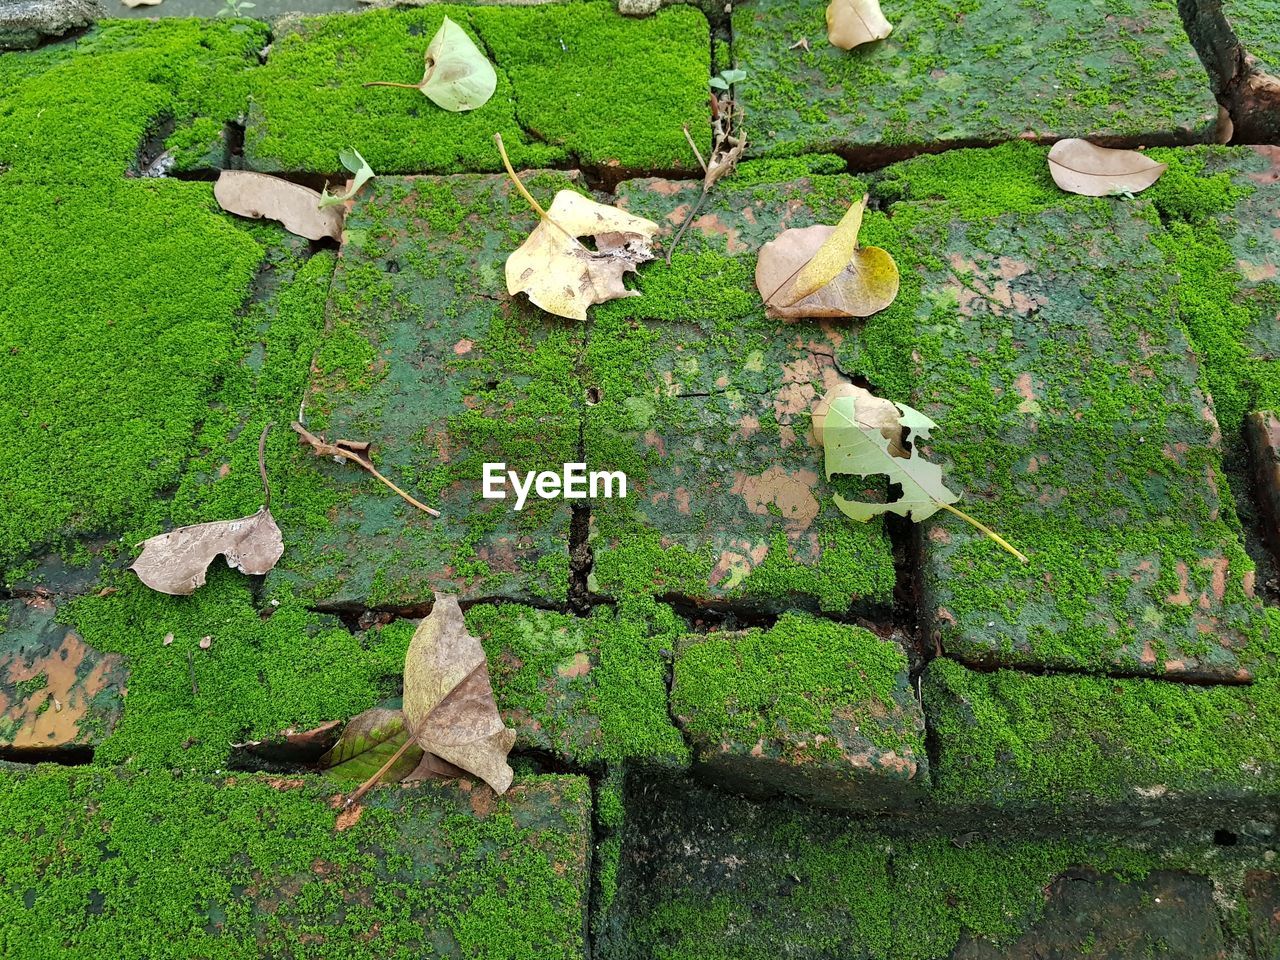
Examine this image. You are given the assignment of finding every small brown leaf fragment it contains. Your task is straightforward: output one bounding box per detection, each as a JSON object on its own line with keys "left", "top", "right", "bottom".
{"left": 757, "top": 224, "right": 899, "bottom": 319}
{"left": 402, "top": 752, "right": 468, "bottom": 782}
{"left": 1215, "top": 106, "right": 1234, "bottom": 145}
{"left": 403, "top": 594, "right": 516, "bottom": 794}
{"left": 826, "top": 0, "right": 892, "bottom": 50}
{"left": 1046, "top": 139, "right": 1167, "bottom": 197}
{"left": 198, "top": 635, "right": 213, "bottom": 650}
{"left": 163, "top": 632, "right": 174, "bottom": 646}
{"left": 130, "top": 506, "right": 284, "bottom": 596}
{"left": 214, "top": 171, "right": 344, "bottom": 242}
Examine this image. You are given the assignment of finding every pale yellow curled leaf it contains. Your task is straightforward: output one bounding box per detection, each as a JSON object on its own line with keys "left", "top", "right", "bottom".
{"left": 756, "top": 223, "right": 899, "bottom": 319}
{"left": 130, "top": 507, "right": 284, "bottom": 596}
{"left": 364, "top": 16, "right": 496, "bottom": 112}
{"left": 121, "top": 0, "right": 162, "bottom": 7}
{"left": 781, "top": 195, "right": 867, "bottom": 306}
{"left": 826, "top": 0, "right": 892, "bottom": 50}
{"left": 812, "top": 381, "right": 906, "bottom": 457}
{"left": 1046, "top": 139, "right": 1167, "bottom": 197}
{"left": 214, "top": 171, "right": 344, "bottom": 241}
{"left": 403, "top": 594, "right": 516, "bottom": 794}
{"left": 506, "top": 190, "right": 660, "bottom": 321}
{"left": 818, "top": 385, "right": 958, "bottom": 523}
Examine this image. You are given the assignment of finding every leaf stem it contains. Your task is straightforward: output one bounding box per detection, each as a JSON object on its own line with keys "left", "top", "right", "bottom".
{"left": 257, "top": 421, "right": 273, "bottom": 510}
{"left": 937, "top": 502, "right": 1028, "bottom": 563}
{"left": 493, "top": 132, "right": 548, "bottom": 220}
{"left": 344, "top": 736, "right": 414, "bottom": 809}
{"left": 362, "top": 81, "right": 422, "bottom": 90}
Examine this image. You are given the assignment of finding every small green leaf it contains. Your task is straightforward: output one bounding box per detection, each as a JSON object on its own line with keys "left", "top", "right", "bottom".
{"left": 720, "top": 68, "right": 748, "bottom": 84}
{"left": 709, "top": 76, "right": 729, "bottom": 90}
{"left": 318, "top": 147, "right": 376, "bottom": 210}
{"left": 319, "top": 706, "right": 423, "bottom": 782}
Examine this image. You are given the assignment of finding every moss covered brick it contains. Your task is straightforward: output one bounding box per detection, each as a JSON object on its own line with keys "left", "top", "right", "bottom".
{"left": 0, "top": 766, "right": 590, "bottom": 959}
{"left": 271, "top": 172, "right": 585, "bottom": 608}
{"left": 0, "top": 597, "right": 127, "bottom": 754}
{"left": 583, "top": 174, "right": 895, "bottom": 613}
{"left": 837, "top": 144, "right": 1268, "bottom": 678}
{"left": 243, "top": 4, "right": 709, "bottom": 176}
{"left": 0, "top": 19, "right": 267, "bottom": 183}
{"left": 1217, "top": 0, "right": 1280, "bottom": 76}
{"left": 671, "top": 612, "right": 926, "bottom": 809}
{"left": 733, "top": 0, "right": 1218, "bottom": 161}
{"left": 468, "top": 596, "right": 689, "bottom": 767}
{"left": 924, "top": 657, "right": 1280, "bottom": 810}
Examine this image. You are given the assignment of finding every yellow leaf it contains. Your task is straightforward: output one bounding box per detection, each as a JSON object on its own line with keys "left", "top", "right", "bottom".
{"left": 779, "top": 194, "right": 867, "bottom": 306}
{"left": 756, "top": 222, "right": 899, "bottom": 319}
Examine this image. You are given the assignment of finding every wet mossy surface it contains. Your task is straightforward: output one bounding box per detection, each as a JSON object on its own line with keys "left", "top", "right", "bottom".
{"left": 732, "top": 0, "right": 1219, "bottom": 161}
{"left": 0, "top": 766, "right": 590, "bottom": 959}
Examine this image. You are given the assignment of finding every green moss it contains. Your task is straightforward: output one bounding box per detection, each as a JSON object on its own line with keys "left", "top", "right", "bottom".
{"left": 672, "top": 611, "right": 916, "bottom": 756}
{"left": 0, "top": 766, "right": 588, "bottom": 958}
{"left": 468, "top": 597, "right": 688, "bottom": 767}
{"left": 13, "top": 672, "right": 47, "bottom": 700}
{"left": 244, "top": 4, "right": 708, "bottom": 175}
{"left": 0, "top": 19, "right": 267, "bottom": 183}
{"left": 925, "top": 657, "right": 1280, "bottom": 806}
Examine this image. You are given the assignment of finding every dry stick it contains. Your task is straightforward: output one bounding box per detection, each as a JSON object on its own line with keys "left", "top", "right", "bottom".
{"left": 258, "top": 421, "right": 273, "bottom": 511}
{"left": 937, "top": 501, "right": 1028, "bottom": 563}
{"left": 291, "top": 422, "right": 441, "bottom": 517}
{"left": 344, "top": 737, "right": 415, "bottom": 808}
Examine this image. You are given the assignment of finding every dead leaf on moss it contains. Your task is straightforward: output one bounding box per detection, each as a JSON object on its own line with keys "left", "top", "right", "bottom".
{"left": 364, "top": 16, "right": 496, "bottom": 112}
{"left": 404, "top": 595, "right": 515, "bottom": 793}
{"left": 130, "top": 508, "right": 283, "bottom": 595}
{"left": 826, "top": 0, "right": 892, "bottom": 50}
{"left": 756, "top": 199, "right": 899, "bottom": 318}
{"left": 215, "top": 171, "right": 344, "bottom": 241}
{"left": 121, "top": 0, "right": 162, "bottom": 7}
{"left": 1046, "top": 139, "right": 1167, "bottom": 197}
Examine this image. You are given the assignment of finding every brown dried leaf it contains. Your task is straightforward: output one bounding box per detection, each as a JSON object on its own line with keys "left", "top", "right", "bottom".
{"left": 214, "top": 171, "right": 344, "bottom": 241}
{"left": 130, "top": 506, "right": 284, "bottom": 596}
{"left": 505, "top": 190, "right": 659, "bottom": 322}
{"left": 403, "top": 594, "right": 515, "bottom": 794}
{"left": 826, "top": 0, "right": 892, "bottom": 50}
{"left": 402, "top": 752, "right": 468, "bottom": 782}
{"left": 1046, "top": 139, "right": 1167, "bottom": 197}
{"left": 757, "top": 223, "right": 899, "bottom": 319}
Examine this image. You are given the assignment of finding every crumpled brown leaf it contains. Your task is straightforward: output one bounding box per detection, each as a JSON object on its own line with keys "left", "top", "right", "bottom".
{"left": 1046, "top": 139, "right": 1168, "bottom": 197}
{"left": 756, "top": 206, "right": 899, "bottom": 319}
{"left": 826, "top": 0, "right": 892, "bottom": 50}
{"left": 130, "top": 506, "right": 284, "bottom": 596}
{"left": 404, "top": 594, "right": 515, "bottom": 793}
{"left": 506, "top": 190, "right": 659, "bottom": 322}
{"left": 214, "top": 171, "right": 344, "bottom": 241}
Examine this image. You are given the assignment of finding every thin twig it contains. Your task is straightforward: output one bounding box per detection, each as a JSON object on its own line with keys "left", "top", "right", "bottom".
{"left": 682, "top": 124, "right": 709, "bottom": 174}
{"left": 664, "top": 94, "right": 746, "bottom": 264}
{"left": 291, "top": 422, "right": 441, "bottom": 518}
{"left": 258, "top": 422, "right": 273, "bottom": 510}
{"left": 187, "top": 649, "right": 199, "bottom": 696}
{"left": 345, "top": 737, "right": 414, "bottom": 808}
{"left": 664, "top": 188, "right": 710, "bottom": 266}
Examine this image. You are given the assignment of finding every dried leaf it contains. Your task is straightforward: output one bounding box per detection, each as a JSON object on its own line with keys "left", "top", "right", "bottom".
{"left": 214, "top": 171, "right": 344, "bottom": 241}
{"left": 1046, "top": 139, "right": 1167, "bottom": 197}
{"left": 320, "top": 707, "right": 424, "bottom": 783}
{"left": 363, "top": 16, "right": 496, "bottom": 112}
{"left": 820, "top": 385, "right": 958, "bottom": 523}
{"left": 403, "top": 752, "right": 467, "bottom": 782}
{"left": 817, "top": 386, "right": 1027, "bottom": 561}
{"left": 505, "top": 189, "right": 659, "bottom": 322}
{"left": 826, "top": 0, "right": 892, "bottom": 50}
{"left": 756, "top": 222, "right": 899, "bottom": 319}
{"left": 403, "top": 594, "right": 515, "bottom": 794}
{"left": 121, "top": 0, "right": 163, "bottom": 7}
{"left": 318, "top": 147, "right": 376, "bottom": 209}
{"left": 781, "top": 195, "right": 867, "bottom": 306}
{"left": 232, "top": 719, "right": 343, "bottom": 764}
{"left": 130, "top": 506, "right": 284, "bottom": 596}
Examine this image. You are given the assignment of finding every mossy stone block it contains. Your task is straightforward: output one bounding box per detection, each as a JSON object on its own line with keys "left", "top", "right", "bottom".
{"left": 0, "top": 19, "right": 267, "bottom": 183}
{"left": 1222, "top": 0, "right": 1280, "bottom": 76}
{"left": 733, "top": 0, "right": 1218, "bottom": 161}
{"left": 583, "top": 174, "right": 895, "bottom": 613}
{"left": 670, "top": 612, "right": 926, "bottom": 809}
{"left": 923, "top": 658, "right": 1280, "bottom": 810}
{"left": 0, "top": 766, "right": 590, "bottom": 959}
{"left": 0, "top": 596, "right": 126, "bottom": 754}
{"left": 951, "top": 869, "right": 1226, "bottom": 959}
{"left": 887, "top": 191, "right": 1264, "bottom": 678}
{"left": 469, "top": 597, "right": 689, "bottom": 767}
{"left": 272, "top": 173, "right": 584, "bottom": 608}
{"left": 1244, "top": 870, "right": 1280, "bottom": 959}
{"left": 243, "top": 4, "right": 709, "bottom": 176}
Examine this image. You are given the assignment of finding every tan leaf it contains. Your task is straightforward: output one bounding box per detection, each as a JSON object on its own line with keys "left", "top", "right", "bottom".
{"left": 121, "top": 0, "right": 163, "bottom": 7}
{"left": 403, "top": 594, "right": 515, "bottom": 794}
{"left": 402, "top": 752, "right": 468, "bottom": 782}
{"left": 130, "top": 506, "right": 284, "bottom": 596}
{"left": 779, "top": 195, "right": 867, "bottom": 306}
{"left": 826, "top": 0, "right": 892, "bottom": 50}
{"left": 505, "top": 190, "right": 659, "bottom": 322}
{"left": 1046, "top": 139, "right": 1167, "bottom": 197}
{"left": 812, "top": 381, "right": 907, "bottom": 457}
{"left": 757, "top": 224, "right": 899, "bottom": 319}
{"left": 214, "top": 171, "right": 344, "bottom": 242}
